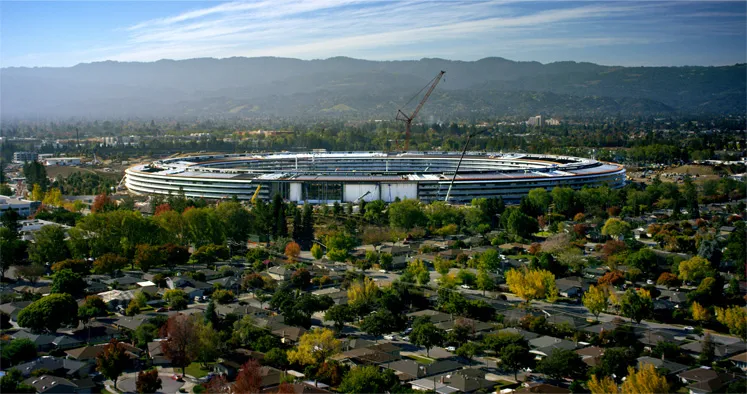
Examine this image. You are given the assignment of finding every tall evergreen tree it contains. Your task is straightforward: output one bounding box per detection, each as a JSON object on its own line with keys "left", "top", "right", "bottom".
{"left": 300, "top": 203, "right": 315, "bottom": 249}
{"left": 292, "top": 210, "right": 303, "bottom": 242}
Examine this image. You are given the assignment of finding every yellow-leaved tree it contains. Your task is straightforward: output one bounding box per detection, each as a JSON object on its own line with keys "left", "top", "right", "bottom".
{"left": 583, "top": 284, "right": 609, "bottom": 320}
{"left": 31, "top": 184, "right": 45, "bottom": 201}
{"left": 347, "top": 277, "right": 379, "bottom": 306}
{"left": 691, "top": 301, "right": 710, "bottom": 324}
{"left": 505, "top": 267, "right": 558, "bottom": 304}
{"left": 715, "top": 306, "right": 747, "bottom": 341}
{"left": 286, "top": 328, "right": 340, "bottom": 367}
{"left": 42, "top": 188, "right": 63, "bottom": 207}
{"left": 620, "top": 364, "right": 670, "bottom": 394}
{"left": 588, "top": 375, "right": 617, "bottom": 394}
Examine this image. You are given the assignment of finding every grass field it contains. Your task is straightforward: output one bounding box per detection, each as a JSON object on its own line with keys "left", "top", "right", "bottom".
{"left": 185, "top": 362, "right": 212, "bottom": 378}
{"left": 406, "top": 354, "right": 435, "bottom": 365}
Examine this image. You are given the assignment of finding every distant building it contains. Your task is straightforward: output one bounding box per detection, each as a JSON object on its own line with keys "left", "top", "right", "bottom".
{"left": 13, "top": 151, "right": 38, "bottom": 163}
{"left": 546, "top": 118, "right": 561, "bottom": 126}
{"left": 0, "top": 197, "right": 40, "bottom": 217}
{"left": 527, "top": 115, "right": 543, "bottom": 127}
{"left": 43, "top": 157, "right": 81, "bottom": 166}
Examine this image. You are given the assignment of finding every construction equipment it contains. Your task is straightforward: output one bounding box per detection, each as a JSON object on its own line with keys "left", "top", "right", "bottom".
{"left": 396, "top": 71, "right": 445, "bottom": 151}
{"left": 250, "top": 185, "right": 262, "bottom": 204}
{"left": 445, "top": 129, "right": 489, "bottom": 203}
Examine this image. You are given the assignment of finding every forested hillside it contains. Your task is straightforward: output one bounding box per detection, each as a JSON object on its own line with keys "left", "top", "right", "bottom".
{"left": 1, "top": 57, "right": 743, "bottom": 119}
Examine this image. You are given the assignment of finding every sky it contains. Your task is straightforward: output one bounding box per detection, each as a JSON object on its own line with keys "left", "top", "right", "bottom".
{"left": 1, "top": 1, "right": 745, "bottom": 68}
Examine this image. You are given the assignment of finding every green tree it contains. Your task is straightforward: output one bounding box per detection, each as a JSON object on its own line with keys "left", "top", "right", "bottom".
{"left": 193, "top": 320, "right": 221, "bottom": 368}
{"left": 311, "top": 244, "right": 323, "bottom": 260}
{"left": 28, "top": 224, "right": 70, "bottom": 264}
{"left": 325, "top": 304, "right": 353, "bottom": 332}
{"left": 620, "top": 289, "right": 653, "bottom": 324}
{"left": 456, "top": 341, "right": 482, "bottom": 362}
{"left": 18, "top": 293, "right": 79, "bottom": 333}
{"left": 476, "top": 268, "right": 494, "bottom": 296}
{"left": 388, "top": 199, "right": 427, "bottom": 230}
{"left": 500, "top": 343, "right": 533, "bottom": 380}
{"left": 361, "top": 309, "right": 397, "bottom": 339}
{"left": 51, "top": 269, "right": 86, "bottom": 297}
{"left": 1, "top": 339, "right": 37, "bottom": 366}
{"left": 0, "top": 368, "right": 35, "bottom": 393}
{"left": 478, "top": 249, "right": 501, "bottom": 271}
{"left": 339, "top": 365, "right": 400, "bottom": 394}
{"left": 502, "top": 207, "right": 539, "bottom": 238}
{"left": 601, "top": 218, "right": 631, "bottom": 239}
{"left": 410, "top": 320, "right": 445, "bottom": 357}
{"left": 537, "top": 348, "right": 587, "bottom": 380}
{"left": 527, "top": 188, "right": 552, "bottom": 214}
{"left": 677, "top": 256, "right": 715, "bottom": 283}
{"left": 163, "top": 289, "right": 189, "bottom": 310}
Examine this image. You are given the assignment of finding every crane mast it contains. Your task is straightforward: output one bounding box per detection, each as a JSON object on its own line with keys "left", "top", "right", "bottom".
{"left": 396, "top": 70, "right": 445, "bottom": 151}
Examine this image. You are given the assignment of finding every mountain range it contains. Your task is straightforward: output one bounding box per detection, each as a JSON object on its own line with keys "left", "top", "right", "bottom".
{"left": 1, "top": 57, "right": 744, "bottom": 120}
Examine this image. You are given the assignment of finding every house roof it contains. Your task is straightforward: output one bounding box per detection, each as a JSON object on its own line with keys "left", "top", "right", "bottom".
{"left": 636, "top": 356, "right": 689, "bottom": 375}
{"left": 11, "top": 330, "right": 57, "bottom": 346}
{"left": 687, "top": 373, "right": 738, "bottom": 393}
{"left": 678, "top": 367, "right": 721, "bottom": 382}
{"left": 113, "top": 315, "right": 149, "bottom": 331}
{"left": 498, "top": 327, "right": 540, "bottom": 340}
{"left": 65, "top": 342, "right": 141, "bottom": 361}
{"left": 386, "top": 359, "right": 464, "bottom": 379}
{"left": 260, "top": 383, "right": 332, "bottom": 394}
{"left": 729, "top": 352, "right": 747, "bottom": 363}
{"left": 529, "top": 336, "right": 579, "bottom": 351}
{"left": 681, "top": 341, "right": 744, "bottom": 357}
{"left": 23, "top": 375, "right": 78, "bottom": 393}
{"left": 15, "top": 357, "right": 87, "bottom": 377}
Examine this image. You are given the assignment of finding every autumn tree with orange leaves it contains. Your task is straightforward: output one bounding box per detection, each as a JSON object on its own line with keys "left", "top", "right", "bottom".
{"left": 233, "top": 359, "right": 263, "bottom": 394}
{"left": 96, "top": 339, "right": 129, "bottom": 389}
{"left": 160, "top": 314, "right": 197, "bottom": 376}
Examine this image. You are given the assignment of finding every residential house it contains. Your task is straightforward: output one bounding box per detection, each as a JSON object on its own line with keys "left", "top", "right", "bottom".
{"left": 52, "top": 335, "right": 83, "bottom": 351}
{"left": 14, "top": 356, "right": 89, "bottom": 378}
{"left": 147, "top": 341, "right": 170, "bottom": 366}
{"left": 677, "top": 367, "right": 739, "bottom": 394}
{"left": 555, "top": 277, "right": 586, "bottom": 298}
{"left": 387, "top": 359, "right": 464, "bottom": 381}
{"left": 407, "top": 310, "right": 454, "bottom": 324}
{"left": 260, "top": 382, "right": 332, "bottom": 394}
{"left": 268, "top": 266, "right": 294, "bottom": 281}
{"left": 0, "top": 300, "right": 32, "bottom": 321}
{"left": 636, "top": 356, "right": 689, "bottom": 377}
{"left": 214, "top": 360, "right": 242, "bottom": 380}
{"left": 528, "top": 336, "right": 579, "bottom": 359}
{"left": 97, "top": 289, "right": 137, "bottom": 308}
{"left": 729, "top": 352, "right": 747, "bottom": 371}
{"left": 11, "top": 331, "right": 58, "bottom": 352}
{"left": 23, "top": 375, "right": 91, "bottom": 394}
{"left": 165, "top": 277, "right": 211, "bottom": 299}
{"left": 681, "top": 341, "right": 744, "bottom": 360}
{"left": 576, "top": 346, "right": 605, "bottom": 367}
{"left": 65, "top": 343, "right": 143, "bottom": 369}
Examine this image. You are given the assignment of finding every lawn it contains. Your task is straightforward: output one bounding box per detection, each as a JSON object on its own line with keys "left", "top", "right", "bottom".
{"left": 185, "top": 362, "right": 212, "bottom": 378}
{"left": 406, "top": 354, "right": 435, "bottom": 365}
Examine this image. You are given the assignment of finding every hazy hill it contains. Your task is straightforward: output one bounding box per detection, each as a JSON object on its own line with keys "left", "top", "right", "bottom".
{"left": 1, "top": 57, "right": 743, "bottom": 119}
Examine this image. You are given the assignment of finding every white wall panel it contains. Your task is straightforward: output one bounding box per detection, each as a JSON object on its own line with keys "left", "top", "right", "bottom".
{"left": 343, "top": 184, "right": 379, "bottom": 202}
{"left": 289, "top": 183, "right": 302, "bottom": 202}
{"left": 381, "top": 183, "right": 417, "bottom": 202}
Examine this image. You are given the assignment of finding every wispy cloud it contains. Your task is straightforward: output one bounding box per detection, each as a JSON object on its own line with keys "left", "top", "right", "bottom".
{"left": 3, "top": 0, "right": 744, "bottom": 66}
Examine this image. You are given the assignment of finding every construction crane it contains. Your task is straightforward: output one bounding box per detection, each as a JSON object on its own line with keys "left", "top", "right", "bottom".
{"left": 444, "top": 128, "right": 489, "bottom": 203}
{"left": 250, "top": 185, "right": 262, "bottom": 204}
{"left": 396, "top": 70, "right": 445, "bottom": 151}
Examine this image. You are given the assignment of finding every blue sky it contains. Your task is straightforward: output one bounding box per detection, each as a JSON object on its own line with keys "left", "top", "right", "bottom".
{"left": 1, "top": 1, "right": 745, "bottom": 67}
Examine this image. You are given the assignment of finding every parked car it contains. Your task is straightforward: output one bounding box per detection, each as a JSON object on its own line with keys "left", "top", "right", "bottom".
{"left": 446, "top": 346, "right": 456, "bottom": 352}
{"left": 383, "top": 334, "right": 395, "bottom": 340}
{"left": 460, "top": 284, "right": 471, "bottom": 289}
